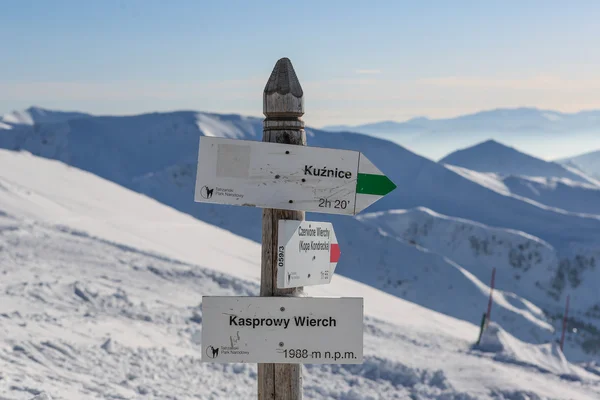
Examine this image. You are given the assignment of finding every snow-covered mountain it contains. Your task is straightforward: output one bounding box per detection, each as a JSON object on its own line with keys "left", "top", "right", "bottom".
{"left": 456, "top": 170, "right": 600, "bottom": 216}
{"left": 440, "top": 140, "right": 600, "bottom": 186}
{"left": 322, "top": 107, "right": 600, "bottom": 160}
{"left": 559, "top": 150, "right": 600, "bottom": 180}
{"left": 358, "top": 207, "right": 600, "bottom": 362}
{"left": 1, "top": 108, "right": 598, "bottom": 248}
{"left": 0, "top": 106, "right": 91, "bottom": 127}
{"left": 2, "top": 107, "right": 600, "bottom": 362}
{"left": 499, "top": 176, "right": 600, "bottom": 216}
{"left": 438, "top": 141, "right": 600, "bottom": 215}
{"left": 2, "top": 149, "right": 600, "bottom": 400}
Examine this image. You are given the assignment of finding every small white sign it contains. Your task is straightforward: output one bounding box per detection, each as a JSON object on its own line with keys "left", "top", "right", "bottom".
{"left": 194, "top": 137, "right": 396, "bottom": 215}
{"left": 201, "top": 296, "right": 363, "bottom": 364}
{"left": 277, "top": 220, "right": 340, "bottom": 288}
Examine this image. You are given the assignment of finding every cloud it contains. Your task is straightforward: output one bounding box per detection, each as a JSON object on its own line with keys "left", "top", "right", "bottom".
{"left": 354, "top": 69, "right": 382, "bottom": 75}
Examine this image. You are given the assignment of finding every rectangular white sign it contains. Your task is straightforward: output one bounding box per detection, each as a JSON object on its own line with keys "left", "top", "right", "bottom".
{"left": 277, "top": 220, "right": 340, "bottom": 288}
{"left": 201, "top": 296, "right": 363, "bottom": 364}
{"left": 194, "top": 137, "right": 396, "bottom": 215}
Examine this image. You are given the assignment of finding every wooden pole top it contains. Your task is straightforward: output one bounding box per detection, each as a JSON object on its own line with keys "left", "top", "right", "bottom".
{"left": 259, "top": 57, "right": 306, "bottom": 400}
{"left": 263, "top": 58, "right": 304, "bottom": 118}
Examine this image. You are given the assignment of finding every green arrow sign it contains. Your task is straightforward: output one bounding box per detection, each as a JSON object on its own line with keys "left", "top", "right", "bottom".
{"left": 194, "top": 137, "right": 396, "bottom": 215}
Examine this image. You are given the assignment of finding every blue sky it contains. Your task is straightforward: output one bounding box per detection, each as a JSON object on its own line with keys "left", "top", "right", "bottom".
{"left": 2, "top": 0, "right": 599, "bottom": 127}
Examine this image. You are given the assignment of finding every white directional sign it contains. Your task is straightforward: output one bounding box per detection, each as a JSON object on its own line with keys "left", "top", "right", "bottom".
{"left": 194, "top": 137, "right": 396, "bottom": 215}
{"left": 277, "top": 220, "right": 340, "bottom": 288}
{"left": 201, "top": 296, "right": 363, "bottom": 364}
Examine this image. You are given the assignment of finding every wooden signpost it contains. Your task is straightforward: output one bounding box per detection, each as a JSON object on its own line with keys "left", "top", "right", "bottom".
{"left": 201, "top": 297, "right": 363, "bottom": 364}
{"left": 277, "top": 220, "right": 340, "bottom": 288}
{"left": 194, "top": 136, "right": 396, "bottom": 215}
{"left": 195, "top": 57, "right": 397, "bottom": 400}
{"left": 259, "top": 57, "right": 306, "bottom": 400}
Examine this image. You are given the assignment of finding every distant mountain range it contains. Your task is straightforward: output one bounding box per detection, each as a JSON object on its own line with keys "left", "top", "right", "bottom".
{"left": 323, "top": 107, "right": 600, "bottom": 161}
{"left": 324, "top": 108, "right": 600, "bottom": 134}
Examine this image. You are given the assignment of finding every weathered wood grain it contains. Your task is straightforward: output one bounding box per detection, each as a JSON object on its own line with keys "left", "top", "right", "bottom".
{"left": 258, "top": 57, "right": 305, "bottom": 400}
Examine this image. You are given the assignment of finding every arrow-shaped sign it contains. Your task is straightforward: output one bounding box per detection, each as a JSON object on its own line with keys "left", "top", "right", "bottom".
{"left": 277, "top": 220, "right": 340, "bottom": 288}
{"left": 194, "top": 137, "right": 396, "bottom": 215}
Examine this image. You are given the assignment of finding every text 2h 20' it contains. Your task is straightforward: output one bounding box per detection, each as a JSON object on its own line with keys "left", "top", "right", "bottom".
{"left": 318, "top": 198, "right": 349, "bottom": 209}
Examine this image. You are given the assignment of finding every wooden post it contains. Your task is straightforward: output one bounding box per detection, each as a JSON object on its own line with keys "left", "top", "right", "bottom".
{"left": 560, "top": 294, "right": 570, "bottom": 352}
{"left": 486, "top": 267, "right": 496, "bottom": 326}
{"left": 258, "top": 57, "right": 305, "bottom": 400}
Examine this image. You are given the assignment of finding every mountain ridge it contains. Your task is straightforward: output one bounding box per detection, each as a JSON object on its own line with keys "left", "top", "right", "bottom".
{"left": 320, "top": 107, "right": 600, "bottom": 160}
{"left": 2, "top": 106, "right": 600, "bottom": 362}
{"left": 3, "top": 106, "right": 600, "bottom": 248}
{"left": 439, "top": 139, "right": 600, "bottom": 186}
{"left": 322, "top": 107, "right": 600, "bottom": 132}
{"left": 559, "top": 150, "right": 600, "bottom": 180}
{"left": 1, "top": 106, "right": 92, "bottom": 126}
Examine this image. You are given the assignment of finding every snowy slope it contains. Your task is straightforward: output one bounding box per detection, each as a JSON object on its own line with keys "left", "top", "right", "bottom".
{"left": 501, "top": 175, "right": 600, "bottom": 216}
{"left": 31, "top": 395, "right": 52, "bottom": 400}
{"left": 3, "top": 211, "right": 598, "bottom": 400}
{"left": 0, "top": 110, "right": 263, "bottom": 187}
{"left": 443, "top": 165, "right": 600, "bottom": 216}
{"left": 559, "top": 150, "right": 600, "bottom": 180}
{"left": 358, "top": 207, "right": 600, "bottom": 362}
{"left": 358, "top": 207, "right": 560, "bottom": 297}
{"left": 477, "top": 322, "right": 592, "bottom": 379}
{"left": 3, "top": 152, "right": 600, "bottom": 399}
{"left": 0, "top": 150, "right": 556, "bottom": 353}
{"left": 1, "top": 106, "right": 90, "bottom": 127}
{"left": 440, "top": 140, "right": 600, "bottom": 186}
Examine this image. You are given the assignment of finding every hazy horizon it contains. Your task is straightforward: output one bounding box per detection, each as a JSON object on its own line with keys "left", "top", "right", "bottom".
{"left": 4, "top": 103, "right": 600, "bottom": 162}
{"left": 4, "top": 104, "right": 600, "bottom": 130}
